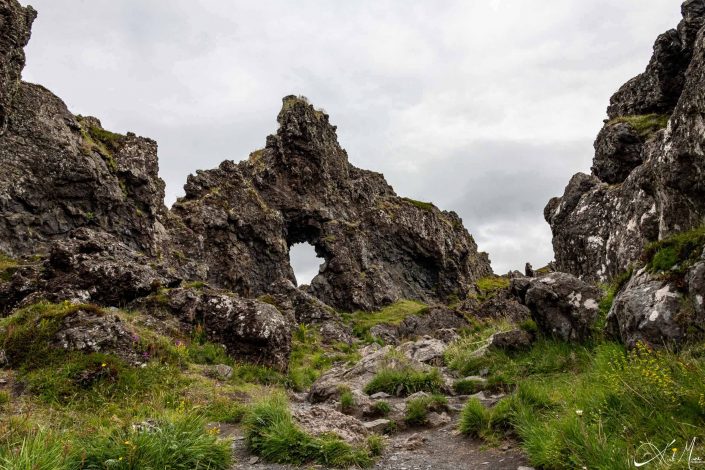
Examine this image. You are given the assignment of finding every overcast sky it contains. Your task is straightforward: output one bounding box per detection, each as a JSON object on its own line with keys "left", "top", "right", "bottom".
{"left": 21, "top": 0, "right": 681, "bottom": 283}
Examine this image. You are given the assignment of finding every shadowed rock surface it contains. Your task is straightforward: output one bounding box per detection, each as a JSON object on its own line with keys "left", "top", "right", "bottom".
{"left": 546, "top": 0, "right": 705, "bottom": 282}
{"left": 167, "top": 96, "right": 491, "bottom": 311}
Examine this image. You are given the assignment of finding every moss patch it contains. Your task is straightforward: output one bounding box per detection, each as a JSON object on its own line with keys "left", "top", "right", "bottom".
{"left": 401, "top": 197, "right": 435, "bottom": 211}
{"left": 474, "top": 276, "right": 510, "bottom": 301}
{"left": 608, "top": 113, "right": 669, "bottom": 139}
{"left": 343, "top": 300, "right": 428, "bottom": 340}
{"left": 644, "top": 225, "right": 705, "bottom": 275}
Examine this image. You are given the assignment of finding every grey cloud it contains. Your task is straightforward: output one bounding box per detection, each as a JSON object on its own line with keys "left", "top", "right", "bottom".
{"left": 20, "top": 0, "right": 682, "bottom": 279}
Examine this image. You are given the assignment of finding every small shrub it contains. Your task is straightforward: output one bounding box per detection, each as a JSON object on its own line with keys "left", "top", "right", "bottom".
{"left": 643, "top": 226, "right": 705, "bottom": 274}
{"left": 458, "top": 398, "right": 490, "bottom": 437}
{"left": 453, "top": 378, "right": 485, "bottom": 395}
{"left": 371, "top": 400, "right": 391, "bottom": 417}
{"left": 364, "top": 368, "right": 443, "bottom": 397}
{"left": 519, "top": 318, "right": 538, "bottom": 335}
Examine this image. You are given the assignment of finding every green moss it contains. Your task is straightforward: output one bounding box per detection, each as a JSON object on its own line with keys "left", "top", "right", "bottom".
{"left": 644, "top": 226, "right": 705, "bottom": 274}
{"left": 343, "top": 300, "right": 428, "bottom": 340}
{"left": 0, "top": 253, "right": 18, "bottom": 282}
{"left": 608, "top": 113, "right": 670, "bottom": 138}
{"left": 474, "top": 276, "right": 510, "bottom": 301}
{"left": 596, "top": 268, "right": 633, "bottom": 332}
{"left": 401, "top": 197, "right": 435, "bottom": 211}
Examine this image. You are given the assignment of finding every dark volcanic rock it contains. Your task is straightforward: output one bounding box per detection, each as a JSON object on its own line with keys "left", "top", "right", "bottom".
{"left": 168, "top": 96, "right": 491, "bottom": 311}
{"left": 547, "top": 1, "right": 705, "bottom": 282}
{"left": 368, "top": 305, "right": 469, "bottom": 345}
{"left": 0, "top": 2, "right": 168, "bottom": 259}
{"left": 522, "top": 272, "right": 602, "bottom": 343}
{"left": 139, "top": 287, "right": 292, "bottom": 371}
{"left": 591, "top": 122, "right": 644, "bottom": 184}
{"left": 0, "top": 0, "right": 35, "bottom": 134}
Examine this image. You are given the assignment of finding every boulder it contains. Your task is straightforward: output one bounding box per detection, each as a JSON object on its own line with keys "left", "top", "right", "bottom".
{"left": 292, "top": 405, "right": 369, "bottom": 444}
{"left": 369, "top": 306, "right": 469, "bottom": 345}
{"left": 52, "top": 307, "right": 139, "bottom": 363}
{"left": 398, "top": 337, "right": 447, "bottom": 366}
{"left": 140, "top": 287, "right": 292, "bottom": 370}
{"left": 592, "top": 122, "right": 644, "bottom": 184}
{"left": 523, "top": 272, "right": 602, "bottom": 342}
{"left": 606, "top": 262, "right": 705, "bottom": 348}
{"left": 489, "top": 329, "right": 533, "bottom": 350}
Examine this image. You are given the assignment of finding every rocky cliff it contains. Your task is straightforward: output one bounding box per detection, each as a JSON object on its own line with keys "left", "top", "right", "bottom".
{"left": 168, "top": 96, "right": 491, "bottom": 311}
{"left": 546, "top": 0, "right": 705, "bottom": 281}
{"left": 0, "top": 0, "right": 490, "bottom": 324}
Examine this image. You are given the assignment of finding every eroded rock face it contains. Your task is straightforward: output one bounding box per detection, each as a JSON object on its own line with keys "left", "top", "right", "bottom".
{"left": 168, "top": 96, "right": 491, "bottom": 311}
{"left": 606, "top": 257, "right": 705, "bottom": 348}
{"left": 516, "top": 272, "right": 602, "bottom": 343}
{"left": 139, "top": 287, "right": 292, "bottom": 371}
{"left": 0, "top": 0, "right": 35, "bottom": 134}
{"left": 547, "top": 1, "right": 705, "bottom": 282}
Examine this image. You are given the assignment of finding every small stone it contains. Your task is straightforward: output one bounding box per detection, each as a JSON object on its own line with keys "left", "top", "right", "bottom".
{"left": 370, "top": 392, "right": 391, "bottom": 399}
{"left": 517, "top": 467, "right": 536, "bottom": 470}
{"left": 248, "top": 456, "right": 259, "bottom": 464}
{"left": 427, "top": 411, "right": 451, "bottom": 428}
{"left": 213, "top": 364, "right": 233, "bottom": 380}
{"left": 362, "top": 419, "right": 391, "bottom": 433}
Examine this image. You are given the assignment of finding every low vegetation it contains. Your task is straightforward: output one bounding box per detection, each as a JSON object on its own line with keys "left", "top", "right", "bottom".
{"left": 404, "top": 394, "right": 447, "bottom": 425}
{"left": 342, "top": 300, "right": 428, "bottom": 341}
{"left": 609, "top": 113, "right": 670, "bottom": 139}
{"left": 243, "top": 393, "right": 375, "bottom": 467}
{"left": 401, "top": 197, "right": 435, "bottom": 211}
{"left": 644, "top": 225, "right": 705, "bottom": 275}
{"left": 451, "top": 327, "right": 705, "bottom": 469}
{"left": 364, "top": 367, "right": 443, "bottom": 397}
{"left": 473, "top": 276, "right": 510, "bottom": 301}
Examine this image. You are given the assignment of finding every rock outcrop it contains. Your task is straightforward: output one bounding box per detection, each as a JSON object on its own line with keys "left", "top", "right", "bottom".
{"left": 168, "top": 96, "right": 491, "bottom": 311}
{"left": 512, "top": 272, "right": 601, "bottom": 343}
{"left": 606, "top": 253, "right": 705, "bottom": 349}
{"left": 546, "top": 0, "right": 705, "bottom": 282}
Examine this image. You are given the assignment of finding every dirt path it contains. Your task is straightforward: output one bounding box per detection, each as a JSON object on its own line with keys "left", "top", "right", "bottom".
{"left": 228, "top": 417, "right": 531, "bottom": 470}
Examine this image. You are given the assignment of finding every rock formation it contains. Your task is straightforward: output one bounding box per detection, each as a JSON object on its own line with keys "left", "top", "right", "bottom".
{"left": 546, "top": 0, "right": 705, "bottom": 282}
{"left": 167, "top": 95, "right": 491, "bottom": 311}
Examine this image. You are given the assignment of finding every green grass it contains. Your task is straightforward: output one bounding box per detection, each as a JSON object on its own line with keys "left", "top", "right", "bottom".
{"left": 474, "top": 276, "right": 510, "bottom": 301}
{"left": 243, "top": 393, "right": 374, "bottom": 467}
{"left": 287, "top": 324, "right": 360, "bottom": 391}
{"left": 364, "top": 368, "right": 443, "bottom": 397}
{"left": 0, "top": 430, "right": 69, "bottom": 470}
{"left": 0, "top": 301, "right": 105, "bottom": 369}
{"left": 456, "top": 338, "right": 705, "bottom": 469}
{"left": 343, "top": 300, "right": 428, "bottom": 340}
{"left": 371, "top": 400, "right": 391, "bottom": 417}
{"left": 68, "top": 413, "right": 231, "bottom": 469}
{"left": 339, "top": 387, "right": 355, "bottom": 413}
{"left": 404, "top": 394, "right": 447, "bottom": 426}
{"left": 453, "top": 378, "right": 486, "bottom": 395}
{"left": 0, "top": 253, "right": 18, "bottom": 282}
{"left": 644, "top": 225, "right": 705, "bottom": 274}
{"left": 401, "top": 197, "right": 435, "bottom": 211}
{"left": 596, "top": 269, "right": 633, "bottom": 332}
{"left": 608, "top": 113, "right": 670, "bottom": 138}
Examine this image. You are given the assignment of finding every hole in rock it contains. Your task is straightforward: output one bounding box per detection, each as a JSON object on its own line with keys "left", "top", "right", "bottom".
{"left": 288, "top": 242, "right": 322, "bottom": 286}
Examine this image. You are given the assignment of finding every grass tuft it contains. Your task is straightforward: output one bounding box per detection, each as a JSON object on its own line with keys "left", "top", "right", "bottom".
{"left": 364, "top": 368, "right": 443, "bottom": 397}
